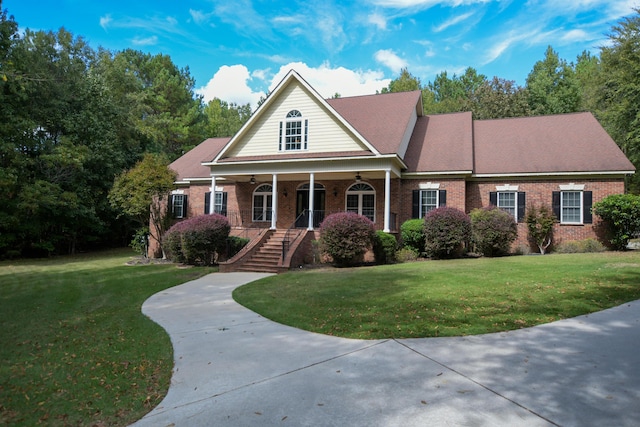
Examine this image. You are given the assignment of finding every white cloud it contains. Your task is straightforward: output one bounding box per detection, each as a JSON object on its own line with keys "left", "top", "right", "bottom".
{"left": 368, "top": 13, "right": 388, "bottom": 30}
{"left": 99, "top": 15, "right": 111, "bottom": 30}
{"left": 196, "top": 65, "right": 265, "bottom": 106}
{"left": 374, "top": 49, "right": 408, "bottom": 73}
{"left": 189, "top": 9, "right": 209, "bottom": 25}
{"left": 560, "top": 29, "right": 591, "bottom": 43}
{"left": 433, "top": 11, "right": 474, "bottom": 32}
{"left": 132, "top": 35, "right": 158, "bottom": 46}
{"left": 197, "top": 62, "right": 391, "bottom": 108}
{"left": 268, "top": 62, "right": 391, "bottom": 98}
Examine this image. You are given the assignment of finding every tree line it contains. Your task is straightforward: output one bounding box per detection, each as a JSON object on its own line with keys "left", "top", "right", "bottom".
{"left": 0, "top": 6, "right": 251, "bottom": 257}
{"left": 1, "top": 4, "right": 639, "bottom": 258}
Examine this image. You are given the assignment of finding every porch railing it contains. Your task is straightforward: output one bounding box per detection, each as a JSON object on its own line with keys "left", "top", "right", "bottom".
{"left": 211, "top": 209, "right": 398, "bottom": 232}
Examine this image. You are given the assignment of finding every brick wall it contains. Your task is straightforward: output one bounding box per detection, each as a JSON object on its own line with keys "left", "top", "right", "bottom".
{"left": 466, "top": 178, "right": 625, "bottom": 249}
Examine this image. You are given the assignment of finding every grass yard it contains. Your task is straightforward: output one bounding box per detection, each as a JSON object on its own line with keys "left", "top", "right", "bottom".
{"left": 233, "top": 251, "right": 640, "bottom": 339}
{"left": 0, "top": 249, "right": 216, "bottom": 426}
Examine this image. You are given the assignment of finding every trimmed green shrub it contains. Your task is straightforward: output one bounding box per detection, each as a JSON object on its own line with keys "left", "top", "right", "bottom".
{"left": 525, "top": 204, "right": 556, "bottom": 254}
{"left": 555, "top": 238, "right": 606, "bottom": 254}
{"left": 319, "top": 212, "right": 376, "bottom": 267}
{"left": 470, "top": 206, "right": 518, "bottom": 257}
{"left": 423, "top": 207, "right": 471, "bottom": 259}
{"left": 400, "top": 219, "right": 425, "bottom": 254}
{"left": 592, "top": 194, "right": 640, "bottom": 250}
{"left": 373, "top": 231, "right": 398, "bottom": 264}
{"left": 163, "top": 214, "right": 231, "bottom": 265}
{"left": 225, "top": 236, "right": 250, "bottom": 259}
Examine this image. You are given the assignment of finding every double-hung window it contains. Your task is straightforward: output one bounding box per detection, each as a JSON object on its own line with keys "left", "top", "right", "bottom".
{"left": 420, "top": 190, "right": 439, "bottom": 217}
{"left": 497, "top": 192, "right": 516, "bottom": 219}
{"left": 279, "top": 110, "right": 308, "bottom": 151}
{"left": 412, "top": 187, "right": 446, "bottom": 218}
{"left": 489, "top": 188, "right": 525, "bottom": 222}
{"left": 171, "top": 194, "right": 187, "bottom": 219}
{"left": 561, "top": 191, "right": 582, "bottom": 223}
{"left": 204, "top": 191, "right": 227, "bottom": 215}
{"left": 552, "top": 186, "right": 592, "bottom": 225}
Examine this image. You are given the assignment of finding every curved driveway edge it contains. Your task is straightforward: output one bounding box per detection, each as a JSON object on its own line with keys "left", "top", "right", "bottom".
{"left": 131, "top": 272, "right": 640, "bottom": 427}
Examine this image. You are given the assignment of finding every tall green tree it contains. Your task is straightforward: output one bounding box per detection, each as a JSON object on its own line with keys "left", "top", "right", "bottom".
{"left": 598, "top": 9, "right": 640, "bottom": 192}
{"left": 526, "top": 46, "right": 581, "bottom": 115}
{"left": 424, "top": 67, "right": 487, "bottom": 114}
{"left": 381, "top": 68, "right": 422, "bottom": 93}
{"left": 109, "top": 153, "right": 177, "bottom": 258}
{"left": 470, "top": 77, "right": 531, "bottom": 120}
{"left": 203, "top": 98, "right": 252, "bottom": 137}
{"left": 94, "top": 49, "right": 206, "bottom": 159}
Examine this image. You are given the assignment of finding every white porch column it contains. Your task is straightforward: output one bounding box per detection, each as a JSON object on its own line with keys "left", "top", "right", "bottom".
{"left": 308, "top": 173, "right": 315, "bottom": 230}
{"left": 271, "top": 174, "right": 278, "bottom": 230}
{"left": 209, "top": 176, "right": 216, "bottom": 214}
{"left": 384, "top": 169, "right": 391, "bottom": 232}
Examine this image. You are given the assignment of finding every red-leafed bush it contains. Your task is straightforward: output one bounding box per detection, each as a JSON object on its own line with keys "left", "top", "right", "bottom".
{"left": 423, "top": 207, "right": 471, "bottom": 259}
{"left": 319, "top": 212, "right": 376, "bottom": 267}
{"left": 163, "top": 214, "right": 230, "bottom": 265}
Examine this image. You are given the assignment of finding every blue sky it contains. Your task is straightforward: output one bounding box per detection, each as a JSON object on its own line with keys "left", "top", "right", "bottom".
{"left": 5, "top": 0, "right": 638, "bottom": 107}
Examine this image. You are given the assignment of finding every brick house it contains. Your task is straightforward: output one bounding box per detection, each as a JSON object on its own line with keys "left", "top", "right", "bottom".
{"left": 151, "top": 70, "right": 635, "bottom": 271}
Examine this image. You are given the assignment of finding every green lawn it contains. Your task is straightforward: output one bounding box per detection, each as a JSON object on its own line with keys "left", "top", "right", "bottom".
{"left": 0, "top": 249, "right": 216, "bottom": 426}
{"left": 233, "top": 251, "right": 640, "bottom": 339}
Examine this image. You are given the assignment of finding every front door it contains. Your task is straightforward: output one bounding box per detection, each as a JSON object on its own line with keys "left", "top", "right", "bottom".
{"left": 296, "top": 184, "right": 325, "bottom": 227}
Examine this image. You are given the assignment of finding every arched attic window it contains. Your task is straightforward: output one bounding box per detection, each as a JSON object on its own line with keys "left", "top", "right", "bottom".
{"left": 279, "top": 110, "right": 308, "bottom": 151}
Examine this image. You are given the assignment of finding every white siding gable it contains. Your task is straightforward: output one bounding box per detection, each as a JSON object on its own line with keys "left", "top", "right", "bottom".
{"left": 225, "top": 82, "right": 371, "bottom": 158}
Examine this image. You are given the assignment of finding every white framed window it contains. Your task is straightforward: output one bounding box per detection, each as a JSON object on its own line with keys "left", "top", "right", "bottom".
{"left": 420, "top": 190, "right": 439, "bottom": 218}
{"left": 561, "top": 191, "right": 582, "bottom": 224}
{"left": 497, "top": 192, "right": 517, "bottom": 220}
{"left": 171, "top": 194, "right": 187, "bottom": 219}
{"left": 253, "top": 184, "right": 273, "bottom": 222}
{"left": 279, "top": 110, "right": 308, "bottom": 151}
{"left": 346, "top": 182, "right": 375, "bottom": 222}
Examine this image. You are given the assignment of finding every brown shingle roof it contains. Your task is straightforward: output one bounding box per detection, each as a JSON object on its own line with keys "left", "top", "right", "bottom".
{"left": 327, "top": 90, "right": 422, "bottom": 154}
{"left": 170, "top": 137, "right": 230, "bottom": 181}
{"left": 404, "top": 112, "right": 474, "bottom": 173}
{"left": 473, "top": 112, "right": 635, "bottom": 175}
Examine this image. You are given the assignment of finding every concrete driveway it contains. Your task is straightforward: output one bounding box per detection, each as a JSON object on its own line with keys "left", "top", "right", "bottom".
{"left": 130, "top": 272, "right": 640, "bottom": 427}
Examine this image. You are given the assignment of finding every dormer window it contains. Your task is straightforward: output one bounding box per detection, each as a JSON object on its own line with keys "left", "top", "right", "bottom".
{"left": 279, "top": 110, "right": 308, "bottom": 151}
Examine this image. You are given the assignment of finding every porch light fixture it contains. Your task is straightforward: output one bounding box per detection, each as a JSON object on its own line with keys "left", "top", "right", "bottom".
{"left": 250, "top": 175, "right": 256, "bottom": 185}
{"left": 355, "top": 172, "right": 362, "bottom": 182}
{"left": 283, "top": 188, "right": 288, "bottom": 197}
{"left": 333, "top": 188, "right": 338, "bottom": 197}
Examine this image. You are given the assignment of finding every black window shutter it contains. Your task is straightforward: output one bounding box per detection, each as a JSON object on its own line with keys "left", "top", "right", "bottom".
{"left": 182, "top": 195, "right": 188, "bottom": 218}
{"left": 438, "top": 190, "right": 447, "bottom": 206}
{"left": 583, "top": 191, "right": 593, "bottom": 224}
{"left": 169, "top": 194, "right": 175, "bottom": 218}
{"left": 204, "top": 192, "right": 211, "bottom": 214}
{"left": 222, "top": 192, "right": 228, "bottom": 216}
{"left": 279, "top": 121, "right": 283, "bottom": 150}
{"left": 517, "top": 192, "right": 526, "bottom": 223}
{"left": 489, "top": 192, "right": 497, "bottom": 206}
{"left": 412, "top": 190, "right": 420, "bottom": 218}
{"left": 552, "top": 191, "right": 561, "bottom": 221}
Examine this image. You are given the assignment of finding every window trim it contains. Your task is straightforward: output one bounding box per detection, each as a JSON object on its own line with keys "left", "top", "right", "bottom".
{"left": 560, "top": 190, "right": 583, "bottom": 224}
{"left": 497, "top": 191, "right": 517, "bottom": 221}
{"left": 419, "top": 189, "right": 439, "bottom": 218}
